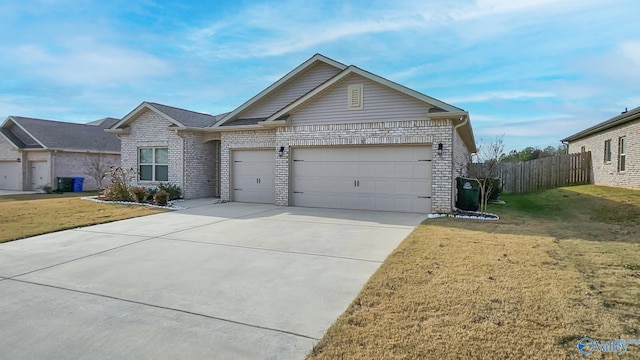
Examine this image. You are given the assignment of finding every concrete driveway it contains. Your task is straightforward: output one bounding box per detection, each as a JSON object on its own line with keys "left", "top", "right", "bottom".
{"left": 0, "top": 201, "right": 424, "bottom": 360}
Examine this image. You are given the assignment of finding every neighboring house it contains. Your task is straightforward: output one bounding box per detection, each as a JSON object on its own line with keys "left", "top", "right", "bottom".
{"left": 562, "top": 106, "right": 640, "bottom": 189}
{"left": 108, "top": 54, "right": 476, "bottom": 213}
{"left": 0, "top": 117, "right": 121, "bottom": 191}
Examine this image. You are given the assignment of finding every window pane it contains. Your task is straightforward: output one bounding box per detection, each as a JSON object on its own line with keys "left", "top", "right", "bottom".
{"left": 139, "top": 165, "right": 153, "bottom": 180}
{"left": 621, "top": 156, "right": 626, "bottom": 171}
{"left": 139, "top": 148, "right": 153, "bottom": 164}
{"left": 155, "top": 165, "right": 168, "bottom": 181}
{"left": 155, "top": 148, "right": 168, "bottom": 164}
{"left": 621, "top": 138, "right": 626, "bottom": 154}
{"left": 604, "top": 140, "right": 611, "bottom": 162}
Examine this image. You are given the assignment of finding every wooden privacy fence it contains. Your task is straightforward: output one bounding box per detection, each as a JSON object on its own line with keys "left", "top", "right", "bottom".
{"left": 471, "top": 152, "right": 592, "bottom": 194}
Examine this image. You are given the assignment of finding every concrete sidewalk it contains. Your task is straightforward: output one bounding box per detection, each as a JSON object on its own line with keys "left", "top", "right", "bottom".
{"left": 0, "top": 190, "right": 36, "bottom": 196}
{"left": 0, "top": 202, "right": 425, "bottom": 359}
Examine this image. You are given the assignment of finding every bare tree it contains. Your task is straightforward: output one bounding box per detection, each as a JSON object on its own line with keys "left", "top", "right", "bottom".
{"left": 468, "top": 136, "right": 505, "bottom": 214}
{"left": 83, "top": 139, "right": 114, "bottom": 190}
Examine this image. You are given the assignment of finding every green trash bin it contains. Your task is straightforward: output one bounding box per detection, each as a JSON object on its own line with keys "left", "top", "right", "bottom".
{"left": 456, "top": 177, "right": 480, "bottom": 211}
{"left": 57, "top": 177, "right": 74, "bottom": 192}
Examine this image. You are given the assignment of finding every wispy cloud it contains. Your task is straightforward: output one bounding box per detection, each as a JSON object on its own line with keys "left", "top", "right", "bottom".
{"left": 12, "top": 41, "right": 169, "bottom": 86}
{"left": 446, "top": 91, "right": 555, "bottom": 104}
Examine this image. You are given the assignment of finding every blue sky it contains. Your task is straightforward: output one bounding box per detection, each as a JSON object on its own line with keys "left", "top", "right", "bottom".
{"left": 0, "top": 0, "right": 638, "bottom": 152}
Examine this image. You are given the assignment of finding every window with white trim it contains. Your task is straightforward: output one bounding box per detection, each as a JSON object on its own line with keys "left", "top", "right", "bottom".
{"left": 604, "top": 139, "right": 612, "bottom": 163}
{"left": 618, "top": 137, "right": 626, "bottom": 172}
{"left": 139, "top": 147, "right": 168, "bottom": 181}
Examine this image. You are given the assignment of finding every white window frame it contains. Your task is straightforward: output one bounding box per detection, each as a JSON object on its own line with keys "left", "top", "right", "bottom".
{"left": 138, "top": 147, "right": 168, "bottom": 182}
{"left": 618, "top": 137, "right": 626, "bottom": 172}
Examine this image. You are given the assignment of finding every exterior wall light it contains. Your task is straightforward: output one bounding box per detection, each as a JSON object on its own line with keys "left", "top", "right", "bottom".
{"left": 278, "top": 146, "right": 285, "bottom": 157}
{"left": 437, "top": 143, "right": 443, "bottom": 156}
{"left": 16, "top": 158, "right": 21, "bottom": 163}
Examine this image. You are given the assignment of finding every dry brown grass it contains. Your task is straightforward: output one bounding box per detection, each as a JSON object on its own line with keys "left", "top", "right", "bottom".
{"left": 0, "top": 193, "right": 165, "bottom": 243}
{"left": 308, "top": 185, "right": 640, "bottom": 359}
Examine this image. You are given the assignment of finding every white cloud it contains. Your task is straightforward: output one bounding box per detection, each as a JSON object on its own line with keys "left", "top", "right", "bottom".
{"left": 586, "top": 40, "right": 640, "bottom": 85}
{"left": 446, "top": 91, "right": 555, "bottom": 103}
{"left": 12, "top": 40, "right": 170, "bottom": 86}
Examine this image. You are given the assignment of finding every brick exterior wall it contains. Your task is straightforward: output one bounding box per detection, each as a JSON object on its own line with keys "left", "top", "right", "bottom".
{"left": 567, "top": 118, "right": 640, "bottom": 189}
{"left": 121, "top": 109, "right": 469, "bottom": 212}
{"left": 119, "top": 109, "right": 219, "bottom": 198}
{"left": 53, "top": 151, "right": 120, "bottom": 190}
{"left": 220, "top": 119, "right": 458, "bottom": 213}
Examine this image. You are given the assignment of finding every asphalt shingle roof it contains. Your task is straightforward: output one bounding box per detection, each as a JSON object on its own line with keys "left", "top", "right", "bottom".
{"left": 6, "top": 116, "right": 121, "bottom": 152}
{"left": 562, "top": 106, "right": 640, "bottom": 142}
{"left": 148, "top": 102, "right": 219, "bottom": 128}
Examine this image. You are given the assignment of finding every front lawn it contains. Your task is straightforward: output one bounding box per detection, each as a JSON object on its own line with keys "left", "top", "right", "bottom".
{"left": 308, "top": 185, "right": 640, "bottom": 359}
{"left": 0, "top": 192, "right": 166, "bottom": 243}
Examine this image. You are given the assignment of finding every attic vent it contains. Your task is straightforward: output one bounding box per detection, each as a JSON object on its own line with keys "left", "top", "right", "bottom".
{"left": 347, "top": 84, "right": 363, "bottom": 110}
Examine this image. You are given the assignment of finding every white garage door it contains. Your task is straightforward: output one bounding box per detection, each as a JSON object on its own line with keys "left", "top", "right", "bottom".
{"left": 0, "top": 161, "right": 21, "bottom": 190}
{"left": 232, "top": 149, "right": 275, "bottom": 204}
{"left": 30, "top": 161, "right": 48, "bottom": 190}
{"left": 292, "top": 146, "right": 432, "bottom": 213}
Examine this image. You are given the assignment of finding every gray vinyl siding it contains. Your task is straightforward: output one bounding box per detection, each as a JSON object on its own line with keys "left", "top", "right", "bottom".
{"left": 240, "top": 62, "right": 342, "bottom": 119}
{"left": 289, "top": 74, "right": 431, "bottom": 126}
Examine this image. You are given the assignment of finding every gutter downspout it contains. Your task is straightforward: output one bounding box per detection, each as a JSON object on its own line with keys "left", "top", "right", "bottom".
{"left": 451, "top": 115, "right": 469, "bottom": 212}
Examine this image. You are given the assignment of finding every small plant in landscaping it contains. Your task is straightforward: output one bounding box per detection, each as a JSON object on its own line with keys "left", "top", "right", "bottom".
{"left": 158, "top": 183, "right": 182, "bottom": 200}
{"left": 146, "top": 187, "right": 158, "bottom": 200}
{"left": 153, "top": 190, "right": 169, "bottom": 206}
{"left": 103, "top": 166, "right": 135, "bottom": 202}
{"left": 130, "top": 187, "right": 148, "bottom": 203}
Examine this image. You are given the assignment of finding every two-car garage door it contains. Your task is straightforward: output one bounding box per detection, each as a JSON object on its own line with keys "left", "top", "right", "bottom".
{"left": 291, "top": 146, "right": 432, "bottom": 213}
{"left": 231, "top": 146, "right": 432, "bottom": 213}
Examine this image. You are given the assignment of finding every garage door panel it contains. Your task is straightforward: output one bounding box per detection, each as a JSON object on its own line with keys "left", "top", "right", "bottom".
{"left": 0, "top": 162, "right": 21, "bottom": 190}
{"left": 292, "top": 146, "right": 432, "bottom": 213}
{"left": 327, "top": 163, "right": 358, "bottom": 177}
{"left": 232, "top": 150, "right": 275, "bottom": 204}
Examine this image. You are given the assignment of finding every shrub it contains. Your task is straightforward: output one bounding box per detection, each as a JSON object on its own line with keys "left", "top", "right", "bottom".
{"left": 146, "top": 187, "right": 158, "bottom": 200}
{"left": 103, "top": 166, "right": 135, "bottom": 202}
{"left": 158, "top": 183, "right": 182, "bottom": 200}
{"left": 130, "top": 187, "right": 148, "bottom": 203}
{"left": 153, "top": 190, "right": 169, "bottom": 206}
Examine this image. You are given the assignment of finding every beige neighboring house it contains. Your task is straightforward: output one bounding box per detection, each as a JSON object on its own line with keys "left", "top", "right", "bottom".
{"left": 108, "top": 54, "right": 476, "bottom": 213}
{"left": 562, "top": 106, "right": 640, "bottom": 189}
{"left": 0, "top": 116, "right": 121, "bottom": 191}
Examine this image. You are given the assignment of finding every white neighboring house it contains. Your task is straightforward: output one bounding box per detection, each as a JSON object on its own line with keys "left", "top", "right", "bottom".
{"left": 108, "top": 54, "right": 476, "bottom": 213}
{"left": 562, "top": 106, "right": 640, "bottom": 189}
{"left": 0, "top": 117, "right": 121, "bottom": 191}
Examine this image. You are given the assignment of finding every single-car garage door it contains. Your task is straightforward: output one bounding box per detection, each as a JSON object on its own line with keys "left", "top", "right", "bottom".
{"left": 232, "top": 149, "right": 275, "bottom": 204}
{"left": 0, "top": 161, "right": 21, "bottom": 190}
{"left": 291, "top": 146, "right": 432, "bottom": 213}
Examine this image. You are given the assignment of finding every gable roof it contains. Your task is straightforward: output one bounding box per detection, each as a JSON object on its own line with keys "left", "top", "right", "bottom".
{"left": 110, "top": 102, "right": 219, "bottom": 131}
{"left": 213, "top": 54, "right": 347, "bottom": 127}
{"left": 562, "top": 106, "right": 640, "bottom": 142}
{"left": 264, "top": 65, "right": 464, "bottom": 122}
{"left": 0, "top": 116, "right": 121, "bottom": 152}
